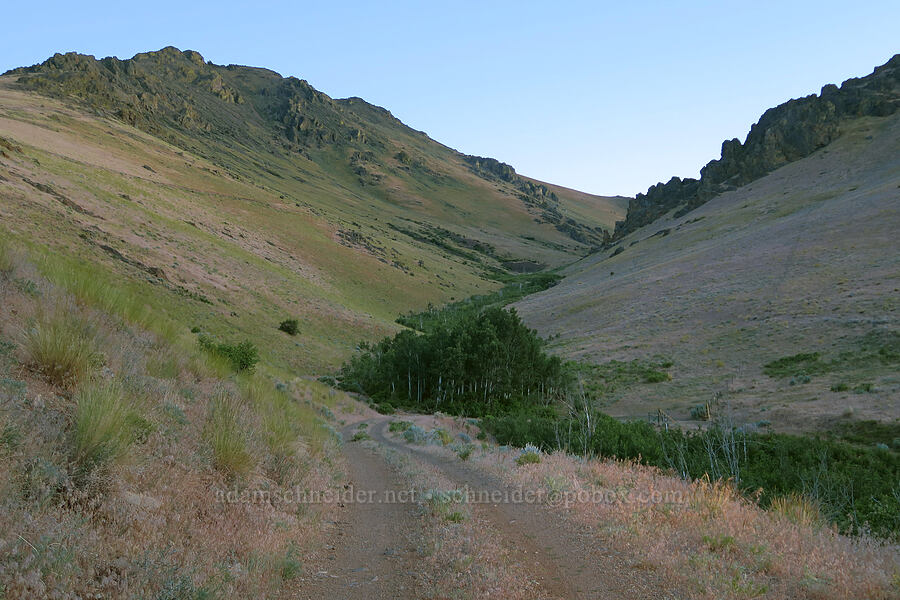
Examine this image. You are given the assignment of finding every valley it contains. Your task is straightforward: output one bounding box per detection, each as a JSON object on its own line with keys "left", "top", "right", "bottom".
{"left": 0, "top": 46, "right": 898, "bottom": 599}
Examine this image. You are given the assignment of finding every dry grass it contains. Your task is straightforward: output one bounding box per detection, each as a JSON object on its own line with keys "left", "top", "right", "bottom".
{"left": 475, "top": 449, "right": 900, "bottom": 599}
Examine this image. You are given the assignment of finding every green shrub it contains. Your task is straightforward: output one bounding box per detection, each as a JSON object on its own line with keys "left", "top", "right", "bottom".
{"left": 278, "top": 319, "right": 299, "bottom": 336}
{"left": 831, "top": 382, "right": 850, "bottom": 392}
{"left": 389, "top": 420, "right": 413, "bottom": 433}
{"left": 198, "top": 335, "right": 259, "bottom": 372}
{"left": 24, "top": 311, "right": 101, "bottom": 387}
{"left": 453, "top": 443, "right": 474, "bottom": 461}
{"left": 350, "top": 431, "right": 371, "bottom": 442}
{"left": 430, "top": 428, "right": 453, "bottom": 446}
{"left": 487, "top": 407, "right": 900, "bottom": 536}
{"left": 516, "top": 444, "right": 542, "bottom": 465}
{"left": 205, "top": 394, "right": 253, "bottom": 479}
{"left": 71, "top": 382, "right": 137, "bottom": 475}
{"left": 763, "top": 352, "right": 827, "bottom": 378}
{"left": 375, "top": 402, "right": 395, "bottom": 415}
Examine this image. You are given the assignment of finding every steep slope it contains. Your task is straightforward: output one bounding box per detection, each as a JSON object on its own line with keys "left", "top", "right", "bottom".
{"left": 0, "top": 48, "right": 624, "bottom": 373}
{"left": 515, "top": 110, "right": 900, "bottom": 434}
{"left": 615, "top": 54, "right": 900, "bottom": 238}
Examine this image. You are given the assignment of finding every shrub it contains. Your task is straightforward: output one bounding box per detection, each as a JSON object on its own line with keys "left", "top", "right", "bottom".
{"left": 375, "top": 402, "right": 395, "bottom": 415}
{"left": 516, "top": 443, "right": 542, "bottom": 466}
{"left": 278, "top": 319, "right": 299, "bottom": 336}
{"left": 71, "top": 382, "right": 137, "bottom": 476}
{"left": 690, "top": 404, "right": 710, "bottom": 421}
{"left": 453, "top": 443, "right": 474, "bottom": 461}
{"left": 403, "top": 425, "right": 427, "bottom": 444}
{"left": 350, "top": 431, "right": 371, "bottom": 442}
{"left": 24, "top": 311, "right": 101, "bottom": 387}
{"left": 763, "top": 352, "right": 828, "bottom": 378}
{"left": 205, "top": 394, "right": 253, "bottom": 479}
{"left": 423, "top": 489, "right": 467, "bottom": 521}
{"left": 389, "top": 420, "right": 413, "bottom": 433}
{"left": 198, "top": 335, "right": 259, "bottom": 372}
{"left": 831, "top": 382, "right": 850, "bottom": 392}
{"left": 430, "top": 428, "right": 453, "bottom": 446}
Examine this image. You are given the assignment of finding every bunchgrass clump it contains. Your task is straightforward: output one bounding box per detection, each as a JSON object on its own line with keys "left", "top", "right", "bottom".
{"left": 71, "top": 382, "right": 137, "bottom": 476}
{"left": 24, "top": 310, "right": 101, "bottom": 387}
{"left": 205, "top": 393, "right": 253, "bottom": 479}
{"left": 769, "top": 493, "right": 826, "bottom": 529}
{"left": 0, "top": 236, "right": 14, "bottom": 277}
{"left": 423, "top": 488, "right": 467, "bottom": 522}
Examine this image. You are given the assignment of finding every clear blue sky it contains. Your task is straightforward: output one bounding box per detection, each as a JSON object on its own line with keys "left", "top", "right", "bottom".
{"left": 2, "top": 1, "right": 898, "bottom": 197}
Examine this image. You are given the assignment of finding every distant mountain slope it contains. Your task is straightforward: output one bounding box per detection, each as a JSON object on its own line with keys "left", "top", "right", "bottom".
{"left": 515, "top": 108, "right": 900, "bottom": 435}
{"left": 615, "top": 54, "right": 900, "bottom": 238}
{"left": 0, "top": 48, "right": 624, "bottom": 373}
{"left": 5, "top": 47, "right": 622, "bottom": 256}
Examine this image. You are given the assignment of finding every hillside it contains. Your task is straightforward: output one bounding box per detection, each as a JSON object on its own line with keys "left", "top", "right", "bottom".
{"left": 515, "top": 107, "right": 900, "bottom": 436}
{"left": 0, "top": 47, "right": 624, "bottom": 374}
{"left": 614, "top": 54, "right": 900, "bottom": 238}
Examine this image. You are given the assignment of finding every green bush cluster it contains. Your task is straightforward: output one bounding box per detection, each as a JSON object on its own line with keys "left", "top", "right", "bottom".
{"left": 198, "top": 334, "right": 259, "bottom": 372}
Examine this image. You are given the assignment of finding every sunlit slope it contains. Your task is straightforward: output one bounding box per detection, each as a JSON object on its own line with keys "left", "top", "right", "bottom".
{"left": 515, "top": 113, "right": 900, "bottom": 432}
{"left": 0, "top": 48, "right": 624, "bottom": 374}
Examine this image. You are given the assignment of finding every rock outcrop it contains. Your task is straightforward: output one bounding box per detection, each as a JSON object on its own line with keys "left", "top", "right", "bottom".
{"left": 615, "top": 54, "right": 900, "bottom": 238}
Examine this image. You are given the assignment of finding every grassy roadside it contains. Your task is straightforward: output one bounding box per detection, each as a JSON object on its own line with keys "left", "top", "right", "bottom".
{"left": 0, "top": 237, "right": 346, "bottom": 598}
{"left": 382, "top": 412, "right": 900, "bottom": 600}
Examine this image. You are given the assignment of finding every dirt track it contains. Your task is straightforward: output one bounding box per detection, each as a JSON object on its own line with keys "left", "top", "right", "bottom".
{"left": 303, "top": 417, "right": 683, "bottom": 599}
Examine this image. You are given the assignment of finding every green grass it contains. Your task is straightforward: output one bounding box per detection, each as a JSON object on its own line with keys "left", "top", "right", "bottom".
{"left": 71, "top": 382, "right": 139, "bottom": 475}
{"left": 23, "top": 310, "right": 101, "bottom": 387}
{"left": 205, "top": 393, "right": 254, "bottom": 479}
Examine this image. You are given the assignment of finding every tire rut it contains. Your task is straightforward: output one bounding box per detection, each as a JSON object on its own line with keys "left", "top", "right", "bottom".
{"left": 301, "top": 423, "right": 422, "bottom": 599}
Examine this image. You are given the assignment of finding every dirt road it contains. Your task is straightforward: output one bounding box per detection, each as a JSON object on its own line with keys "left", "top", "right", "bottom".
{"left": 303, "top": 417, "right": 683, "bottom": 599}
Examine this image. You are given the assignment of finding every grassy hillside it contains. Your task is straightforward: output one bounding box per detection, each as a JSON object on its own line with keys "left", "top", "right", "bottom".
{"left": 0, "top": 47, "right": 624, "bottom": 374}
{"left": 515, "top": 111, "right": 900, "bottom": 437}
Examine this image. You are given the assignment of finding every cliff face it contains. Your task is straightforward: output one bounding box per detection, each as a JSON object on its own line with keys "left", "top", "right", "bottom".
{"left": 615, "top": 54, "right": 900, "bottom": 238}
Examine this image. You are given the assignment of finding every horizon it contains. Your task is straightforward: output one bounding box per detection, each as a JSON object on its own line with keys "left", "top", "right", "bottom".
{"left": 2, "top": 1, "right": 898, "bottom": 197}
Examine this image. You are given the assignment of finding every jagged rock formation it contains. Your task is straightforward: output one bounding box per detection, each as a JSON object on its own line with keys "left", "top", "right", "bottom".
{"left": 615, "top": 54, "right": 900, "bottom": 238}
